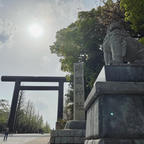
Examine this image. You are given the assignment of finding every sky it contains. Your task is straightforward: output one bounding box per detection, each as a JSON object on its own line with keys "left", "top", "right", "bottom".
{"left": 0, "top": 0, "right": 100, "bottom": 129}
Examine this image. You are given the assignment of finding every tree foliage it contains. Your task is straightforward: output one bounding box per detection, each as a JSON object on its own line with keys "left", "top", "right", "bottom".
{"left": 97, "top": 0, "right": 123, "bottom": 25}
{"left": 50, "top": 8, "right": 106, "bottom": 98}
{"left": 50, "top": 0, "right": 123, "bottom": 120}
{"left": 64, "top": 89, "right": 73, "bottom": 120}
{"left": 14, "top": 92, "right": 51, "bottom": 133}
{"left": 120, "top": 0, "right": 144, "bottom": 36}
{"left": 0, "top": 99, "right": 9, "bottom": 131}
{"left": 0, "top": 94, "right": 51, "bottom": 133}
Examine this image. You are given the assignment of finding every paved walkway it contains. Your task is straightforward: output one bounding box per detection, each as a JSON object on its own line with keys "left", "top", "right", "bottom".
{"left": 0, "top": 134, "right": 50, "bottom": 144}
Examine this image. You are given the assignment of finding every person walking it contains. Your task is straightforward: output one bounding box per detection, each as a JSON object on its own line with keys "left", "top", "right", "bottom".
{"left": 3, "top": 128, "right": 9, "bottom": 141}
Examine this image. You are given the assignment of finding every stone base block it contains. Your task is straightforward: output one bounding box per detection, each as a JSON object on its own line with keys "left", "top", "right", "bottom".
{"left": 65, "top": 120, "right": 86, "bottom": 129}
{"left": 85, "top": 139, "right": 144, "bottom": 144}
{"left": 85, "top": 82, "right": 144, "bottom": 139}
{"left": 105, "top": 65, "right": 144, "bottom": 82}
{"left": 56, "top": 121, "right": 66, "bottom": 129}
{"left": 49, "top": 129, "right": 85, "bottom": 144}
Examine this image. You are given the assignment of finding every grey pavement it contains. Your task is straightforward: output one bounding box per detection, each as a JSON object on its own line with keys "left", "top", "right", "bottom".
{"left": 0, "top": 133, "right": 50, "bottom": 144}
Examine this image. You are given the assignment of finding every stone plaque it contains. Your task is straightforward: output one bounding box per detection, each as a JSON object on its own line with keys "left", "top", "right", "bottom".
{"left": 74, "top": 63, "right": 85, "bottom": 120}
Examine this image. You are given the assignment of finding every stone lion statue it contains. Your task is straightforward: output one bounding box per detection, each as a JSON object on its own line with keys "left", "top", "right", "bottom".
{"left": 103, "top": 21, "right": 144, "bottom": 65}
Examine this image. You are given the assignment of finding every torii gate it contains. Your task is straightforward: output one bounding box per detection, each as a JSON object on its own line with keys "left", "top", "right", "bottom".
{"left": 1, "top": 76, "right": 67, "bottom": 132}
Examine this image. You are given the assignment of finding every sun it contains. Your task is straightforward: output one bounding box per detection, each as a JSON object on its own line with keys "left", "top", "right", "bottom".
{"left": 28, "top": 23, "right": 44, "bottom": 38}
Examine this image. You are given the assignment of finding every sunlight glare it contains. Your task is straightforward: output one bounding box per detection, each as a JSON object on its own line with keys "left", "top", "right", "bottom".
{"left": 29, "top": 23, "right": 44, "bottom": 38}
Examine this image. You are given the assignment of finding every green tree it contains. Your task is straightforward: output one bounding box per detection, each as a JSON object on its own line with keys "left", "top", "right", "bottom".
{"left": 50, "top": 9, "right": 107, "bottom": 121}
{"left": 120, "top": 0, "right": 144, "bottom": 36}
{"left": 97, "top": 0, "right": 123, "bottom": 25}
{"left": 42, "top": 121, "right": 51, "bottom": 133}
{"left": 50, "top": 0, "right": 131, "bottom": 120}
{"left": 14, "top": 92, "right": 51, "bottom": 133}
{"left": 64, "top": 89, "right": 73, "bottom": 120}
{"left": 0, "top": 96, "right": 50, "bottom": 133}
{"left": 50, "top": 9, "right": 106, "bottom": 97}
{"left": 0, "top": 99, "right": 9, "bottom": 131}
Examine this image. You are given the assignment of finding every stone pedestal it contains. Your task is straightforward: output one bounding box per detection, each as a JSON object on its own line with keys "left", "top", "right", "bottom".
{"left": 49, "top": 129, "right": 85, "bottom": 144}
{"left": 50, "top": 121, "right": 86, "bottom": 144}
{"left": 85, "top": 139, "right": 144, "bottom": 144}
{"left": 85, "top": 65, "right": 144, "bottom": 144}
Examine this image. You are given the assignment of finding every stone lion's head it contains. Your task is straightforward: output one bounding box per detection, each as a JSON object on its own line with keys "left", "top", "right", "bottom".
{"left": 108, "top": 21, "right": 123, "bottom": 32}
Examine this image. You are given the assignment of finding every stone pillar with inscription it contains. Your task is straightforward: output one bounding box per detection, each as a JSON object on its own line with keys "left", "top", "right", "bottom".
{"left": 74, "top": 62, "right": 85, "bottom": 120}
{"left": 49, "top": 62, "right": 86, "bottom": 144}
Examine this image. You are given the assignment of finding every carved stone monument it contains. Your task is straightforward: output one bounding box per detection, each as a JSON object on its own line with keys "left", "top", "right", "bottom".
{"left": 103, "top": 21, "right": 144, "bottom": 65}
{"left": 84, "top": 22, "right": 144, "bottom": 144}
{"left": 74, "top": 63, "right": 85, "bottom": 120}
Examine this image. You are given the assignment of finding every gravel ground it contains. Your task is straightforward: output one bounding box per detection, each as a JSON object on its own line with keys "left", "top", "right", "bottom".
{"left": 0, "top": 134, "right": 50, "bottom": 144}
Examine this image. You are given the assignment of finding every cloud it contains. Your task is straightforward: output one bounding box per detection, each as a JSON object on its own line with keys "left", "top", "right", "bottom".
{"left": 0, "top": 1, "right": 3, "bottom": 7}
{"left": 0, "top": 19, "right": 15, "bottom": 48}
{"left": 0, "top": 33, "right": 9, "bottom": 43}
